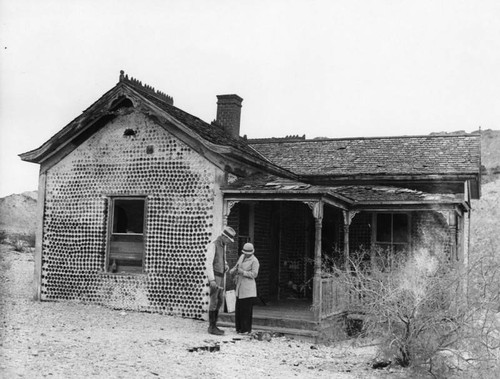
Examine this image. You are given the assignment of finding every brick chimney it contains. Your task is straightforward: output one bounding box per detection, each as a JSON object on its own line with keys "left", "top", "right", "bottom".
{"left": 216, "top": 94, "right": 243, "bottom": 138}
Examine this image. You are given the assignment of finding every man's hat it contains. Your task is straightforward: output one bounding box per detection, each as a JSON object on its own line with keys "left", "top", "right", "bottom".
{"left": 242, "top": 242, "right": 254, "bottom": 255}
{"left": 222, "top": 226, "right": 236, "bottom": 242}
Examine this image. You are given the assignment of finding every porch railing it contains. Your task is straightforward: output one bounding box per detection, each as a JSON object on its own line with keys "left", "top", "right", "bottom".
{"left": 320, "top": 277, "right": 348, "bottom": 319}
{"left": 319, "top": 276, "right": 365, "bottom": 319}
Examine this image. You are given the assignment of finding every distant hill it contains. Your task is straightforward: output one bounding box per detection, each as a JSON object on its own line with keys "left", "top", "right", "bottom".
{"left": 480, "top": 129, "right": 500, "bottom": 177}
{"left": 0, "top": 191, "right": 37, "bottom": 236}
{"left": 470, "top": 177, "right": 500, "bottom": 258}
{"left": 431, "top": 129, "right": 500, "bottom": 182}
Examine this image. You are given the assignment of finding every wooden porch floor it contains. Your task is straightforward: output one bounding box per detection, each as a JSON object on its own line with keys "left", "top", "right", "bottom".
{"left": 252, "top": 298, "right": 315, "bottom": 321}
{"left": 218, "top": 298, "right": 319, "bottom": 340}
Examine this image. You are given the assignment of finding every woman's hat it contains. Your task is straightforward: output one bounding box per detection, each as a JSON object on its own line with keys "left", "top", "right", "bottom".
{"left": 222, "top": 226, "right": 236, "bottom": 242}
{"left": 242, "top": 242, "right": 254, "bottom": 255}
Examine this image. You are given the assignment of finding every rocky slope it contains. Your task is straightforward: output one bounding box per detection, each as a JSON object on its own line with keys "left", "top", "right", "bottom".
{"left": 470, "top": 178, "right": 500, "bottom": 253}
{"left": 0, "top": 191, "right": 37, "bottom": 236}
{"left": 481, "top": 129, "right": 500, "bottom": 180}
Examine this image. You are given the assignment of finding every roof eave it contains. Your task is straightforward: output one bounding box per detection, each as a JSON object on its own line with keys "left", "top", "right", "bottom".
{"left": 222, "top": 189, "right": 352, "bottom": 209}
{"left": 17, "top": 80, "right": 286, "bottom": 178}
{"left": 351, "top": 200, "right": 470, "bottom": 213}
{"left": 301, "top": 172, "right": 480, "bottom": 181}
{"left": 303, "top": 172, "right": 481, "bottom": 200}
{"left": 19, "top": 83, "right": 127, "bottom": 164}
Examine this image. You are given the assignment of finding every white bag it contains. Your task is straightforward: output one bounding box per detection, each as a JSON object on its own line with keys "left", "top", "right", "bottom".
{"left": 225, "top": 290, "right": 236, "bottom": 313}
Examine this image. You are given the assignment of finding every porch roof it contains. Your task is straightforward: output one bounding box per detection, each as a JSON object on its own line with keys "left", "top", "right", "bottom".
{"left": 222, "top": 173, "right": 467, "bottom": 210}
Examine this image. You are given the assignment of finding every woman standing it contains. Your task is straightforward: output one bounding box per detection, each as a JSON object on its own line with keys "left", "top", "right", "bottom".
{"left": 230, "top": 242, "right": 260, "bottom": 334}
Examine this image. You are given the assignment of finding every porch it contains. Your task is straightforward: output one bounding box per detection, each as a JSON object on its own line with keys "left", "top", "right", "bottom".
{"left": 221, "top": 177, "right": 469, "bottom": 342}
{"left": 218, "top": 297, "right": 350, "bottom": 342}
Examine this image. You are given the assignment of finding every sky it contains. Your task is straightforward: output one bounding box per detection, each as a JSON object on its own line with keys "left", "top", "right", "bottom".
{"left": 1, "top": 0, "right": 500, "bottom": 197}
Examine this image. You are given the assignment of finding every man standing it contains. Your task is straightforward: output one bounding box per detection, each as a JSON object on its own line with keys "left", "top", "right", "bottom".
{"left": 205, "top": 226, "right": 236, "bottom": 335}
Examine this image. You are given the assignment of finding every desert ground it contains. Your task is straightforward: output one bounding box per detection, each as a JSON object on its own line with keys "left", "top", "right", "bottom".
{"left": 0, "top": 244, "right": 413, "bottom": 379}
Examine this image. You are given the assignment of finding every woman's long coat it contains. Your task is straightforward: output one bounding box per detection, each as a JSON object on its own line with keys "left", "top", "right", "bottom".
{"left": 230, "top": 254, "right": 260, "bottom": 299}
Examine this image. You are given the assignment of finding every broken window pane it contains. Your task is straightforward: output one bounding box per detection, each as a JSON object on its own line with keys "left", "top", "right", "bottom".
{"left": 108, "top": 198, "right": 146, "bottom": 274}
{"left": 112, "top": 199, "right": 145, "bottom": 234}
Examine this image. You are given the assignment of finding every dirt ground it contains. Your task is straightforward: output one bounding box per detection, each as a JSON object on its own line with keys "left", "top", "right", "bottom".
{"left": 0, "top": 245, "right": 413, "bottom": 379}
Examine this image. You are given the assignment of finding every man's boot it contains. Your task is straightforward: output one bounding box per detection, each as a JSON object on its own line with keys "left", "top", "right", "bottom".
{"left": 208, "top": 311, "right": 224, "bottom": 336}
{"left": 213, "top": 310, "right": 225, "bottom": 335}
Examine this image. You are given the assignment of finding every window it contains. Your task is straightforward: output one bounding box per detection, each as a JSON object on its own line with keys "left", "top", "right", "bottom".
{"left": 373, "top": 213, "right": 410, "bottom": 254}
{"left": 107, "top": 197, "right": 146, "bottom": 273}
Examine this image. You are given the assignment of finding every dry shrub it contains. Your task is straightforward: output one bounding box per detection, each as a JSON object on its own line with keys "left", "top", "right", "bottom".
{"left": 13, "top": 239, "right": 29, "bottom": 252}
{"left": 324, "top": 246, "right": 500, "bottom": 376}
{"left": 3, "top": 232, "right": 36, "bottom": 252}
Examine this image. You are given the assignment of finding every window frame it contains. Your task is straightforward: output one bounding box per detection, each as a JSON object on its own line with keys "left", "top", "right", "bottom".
{"left": 105, "top": 195, "right": 148, "bottom": 274}
{"left": 371, "top": 212, "right": 411, "bottom": 253}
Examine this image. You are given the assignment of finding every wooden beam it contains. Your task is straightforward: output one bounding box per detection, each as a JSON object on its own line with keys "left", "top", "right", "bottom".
{"left": 351, "top": 204, "right": 465, "bottom": 212}
{"left": 223, "top": 200, "right": 239, "bottom": 226}
{"left": 457, "top": 213, "right": 465, "bottom": 264}
{"left": 306, "top": 173, "right": 479, "bottom": 183}
{"left": 342, "top": 211, "right": 356, "bottom": 272}
{"left": 321, "top": 196, "right": 349, "bottom": 210}
{"left": 223, "top": 193, "right": 346, "bottom": 207}
{"left": 311, "top": 202, "right": 323, "bottom": 321}
{"left": 39, "top": 114, "right": 117, "bottom": 173}
{"left": 449, "top": 212, "right": 458, "bottom": 262}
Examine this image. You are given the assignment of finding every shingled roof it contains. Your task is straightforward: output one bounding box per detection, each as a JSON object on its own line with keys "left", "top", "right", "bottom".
{"left": 249, "top": 135, "right": 481, "bottom": 177}
{"left": 223, "top": 173, "right": 464, "bottom": 208}
{"left": 19, "top": 72, "right": 284, "bottom": 176}
{"left": 120, "top": 74, "right": 265, "bottom": 161}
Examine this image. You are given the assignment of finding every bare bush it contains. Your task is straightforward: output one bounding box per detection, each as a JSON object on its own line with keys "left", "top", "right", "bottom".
{"left": 323, "top": 246, "right": 500, "bottom": 376}
{"left": 1, "top": 232, "right": 36, "bottom": 252}
{"left": 2, "top": 233, "right": 35, "bottom": 253}
{"left": 13, "top": 239, "right": 30, "bottom": 253}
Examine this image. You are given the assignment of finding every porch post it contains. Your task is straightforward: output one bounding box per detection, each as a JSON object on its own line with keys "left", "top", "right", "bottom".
{"left": 449, "top": 212, "right": 458, "bottom": 263}
{"left": 456, "top": 212, "right": 467, "bottom": 301}
{"left": 309, "top": 201, "right": 324, "bottom": 320}
{"left": 342, "top": 211, "right": 353, "bottom": 272}
{"left": 456, "top": 213, "right": 464, "bottom": 263}
{"left": 223, "top": 200, "right": 238, "bottom": 226}
{"left": 343, "top": 224, "right": 349, "bottom": 272}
